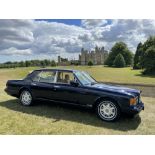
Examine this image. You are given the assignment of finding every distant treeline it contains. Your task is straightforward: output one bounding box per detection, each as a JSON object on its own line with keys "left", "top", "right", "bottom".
{"left": 0, "top": 59, "right": 57, "bottom": 69}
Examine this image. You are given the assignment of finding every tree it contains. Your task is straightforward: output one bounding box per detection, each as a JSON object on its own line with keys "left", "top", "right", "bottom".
{"left": 141, "top": 36, "right": 155, "bottom": 69}
{"left": 106, "top": 42, "right": 133, "bottom": 67}
{"left": 88, "top": 60, "right": 93, "bottom": 66}
{"left": 19, "top": 61, "right": 25, "bottom": 67}
{"left": 44, "top": 59, "right": 51, "bottom": 66}
{"left": 133, "top": 42, "right": 143, "bottom": 69}
{"left": 143, "top": 46, "right": 155, "bottom": 74}
{"left": 51, "top": 60, "right": 56, "bottom": 67}
{"left": 142, "top": 36, "right": 155, "bottom": 51}
{"left": 113, "top": 54, "right": 126, "bottom": 68}
{"left": 40, "top": 60, "right": 46, "bottom": 67}
{"left": 133, "top": 36, "right": 155, "bottom": 74}
{"left": 0, "top": 59, "right": 57, "bottom": 69}
{"left": 104, "top": 51, "right": 114, "bottom": 66}
{"left": 25, "top": 61, "right": 31, "bottom": 67}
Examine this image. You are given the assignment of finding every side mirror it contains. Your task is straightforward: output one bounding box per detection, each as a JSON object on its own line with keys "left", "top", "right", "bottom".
{"left": 70, "top": 80, "right": 79, "bottom": 87}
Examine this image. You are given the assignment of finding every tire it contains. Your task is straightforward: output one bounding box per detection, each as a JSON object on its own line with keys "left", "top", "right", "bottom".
{"left": 20, "top": 90, "right": 33, "bottom": 106}
{"left": 96, "top": 100, "right": 121, "bottom": 122}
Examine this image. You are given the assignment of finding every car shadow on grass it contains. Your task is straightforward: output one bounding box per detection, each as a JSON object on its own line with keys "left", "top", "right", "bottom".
{"left": 0, "top": 99, "right": 141, "bottom": 132}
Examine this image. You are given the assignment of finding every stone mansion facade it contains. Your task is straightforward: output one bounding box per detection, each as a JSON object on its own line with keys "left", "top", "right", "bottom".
{"left": 79, "top": 46, "right": 108, "bottom": 65}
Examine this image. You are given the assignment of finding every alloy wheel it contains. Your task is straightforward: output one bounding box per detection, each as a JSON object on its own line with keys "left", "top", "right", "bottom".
{"left": 97, "top": 100, "right": 118, "bottom": 121}
{"left": 20, "top": 90, "right": 32, "bottom": 106}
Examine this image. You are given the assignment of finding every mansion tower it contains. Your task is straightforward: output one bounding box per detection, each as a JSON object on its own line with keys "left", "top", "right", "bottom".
{"left": 79, "top": 46, "right": 108, "bottom": 65}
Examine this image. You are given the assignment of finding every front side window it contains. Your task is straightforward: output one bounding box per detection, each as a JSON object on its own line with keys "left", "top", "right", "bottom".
{"left": 74, "top": 71, "right": 96, "bottom": 85}
{"left": 56, "top": 71, "right": 75, "bottom": 84}
{"left": 32, "top": 71, "right": 56, "bottom": 83}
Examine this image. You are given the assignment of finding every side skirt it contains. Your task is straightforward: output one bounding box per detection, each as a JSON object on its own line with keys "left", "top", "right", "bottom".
{"left": 35, "top": 98, "right": 93, "bottom": 109}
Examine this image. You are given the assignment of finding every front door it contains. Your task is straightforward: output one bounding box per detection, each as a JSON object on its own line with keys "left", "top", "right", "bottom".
{"left": 53, "top": 71, "right": 95, "bottom": 106}
{"left": 53, "top": 71, "right": 79, "bottom": 103}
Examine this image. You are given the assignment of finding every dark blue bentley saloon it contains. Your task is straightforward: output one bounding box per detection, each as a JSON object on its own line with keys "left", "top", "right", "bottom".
{"left": 5, "top": 69, "right": 144, "bottom": 122}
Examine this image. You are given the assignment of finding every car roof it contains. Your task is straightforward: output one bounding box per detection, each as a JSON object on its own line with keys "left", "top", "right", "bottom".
{"left": 33, "top": 68, "right": 79, "bottom": 73}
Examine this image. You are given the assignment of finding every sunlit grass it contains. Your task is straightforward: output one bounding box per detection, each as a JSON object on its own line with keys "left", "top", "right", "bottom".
{"left": 0, "top": 66, "right": 155, "bottom": 134}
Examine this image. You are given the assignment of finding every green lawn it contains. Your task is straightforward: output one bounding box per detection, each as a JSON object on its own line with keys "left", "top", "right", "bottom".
{"left": 0, "top": 96, "right": 155, "bottom": 134}
{"left": 0, "top": 66, "right": 155, "bottom": 85}
{"left": 0, "top": 66, "right": 155, "bottom": 134}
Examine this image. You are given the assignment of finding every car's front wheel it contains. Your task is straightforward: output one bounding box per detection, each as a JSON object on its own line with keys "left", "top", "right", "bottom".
{"left": 96, "top": 100, "right": 121, "bottom": 122}
{"left": 20, "top": 90, "right": 33, "bottom": 106}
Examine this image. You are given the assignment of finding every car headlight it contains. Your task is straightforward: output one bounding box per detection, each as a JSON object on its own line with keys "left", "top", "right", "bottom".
{"left": 130, "top": 97, "right": 137, "bottom": 105}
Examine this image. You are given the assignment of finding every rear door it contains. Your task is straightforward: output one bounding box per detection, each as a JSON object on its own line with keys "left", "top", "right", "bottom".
{"left": 30, "top": 70, "right": 57, "bottom": 100}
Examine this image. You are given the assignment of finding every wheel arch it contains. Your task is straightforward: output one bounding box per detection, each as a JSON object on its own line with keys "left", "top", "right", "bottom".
{"left": 18, "top": 87, "right": 31, "bottom": 97}
{"left": 93, "top": 96, "right": 121, "bottom": 110}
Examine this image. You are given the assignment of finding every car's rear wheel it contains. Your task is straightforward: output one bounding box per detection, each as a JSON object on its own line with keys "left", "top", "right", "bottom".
{"left": 96, "top": 100, "right": 121, "bottom": 122}
{"left": 20, "top": 90, "right": 33, "bottom": 106}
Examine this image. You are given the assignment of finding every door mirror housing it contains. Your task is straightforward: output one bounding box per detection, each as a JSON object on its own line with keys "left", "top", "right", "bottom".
{"left": 70, "top": 80, "right": 79, "bottom": 87}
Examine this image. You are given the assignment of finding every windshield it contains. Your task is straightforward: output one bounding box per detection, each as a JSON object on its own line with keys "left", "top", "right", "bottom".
{"left": 74, "top": 71, "right": 97, "bottom": 85}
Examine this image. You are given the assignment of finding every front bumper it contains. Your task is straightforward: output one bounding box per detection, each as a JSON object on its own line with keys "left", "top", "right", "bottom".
{"left": 124, "top": 101, "right": 144, "bottom": 115}
{"left": 131, "top": 101, "right": 144, "bottom": 112}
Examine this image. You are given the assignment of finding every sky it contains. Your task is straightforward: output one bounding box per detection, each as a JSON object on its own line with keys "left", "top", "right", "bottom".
{"left": 0, "top": 19, "right": 155, "bottom": 63}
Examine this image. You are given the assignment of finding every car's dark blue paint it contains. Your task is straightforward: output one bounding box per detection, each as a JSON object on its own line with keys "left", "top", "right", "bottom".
{"left": 5, "top": 68, "right": 144, "bottom": 115}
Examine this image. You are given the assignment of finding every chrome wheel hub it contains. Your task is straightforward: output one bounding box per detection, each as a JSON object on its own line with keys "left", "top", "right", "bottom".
{"left": 21, "top": 91, "right": 32, "bottom": 105}
{"left": 98, "top": 101, "right": 117, "bottom": 120}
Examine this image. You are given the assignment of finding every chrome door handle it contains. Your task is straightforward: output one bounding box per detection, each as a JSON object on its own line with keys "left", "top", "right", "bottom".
{"left": 53, "top": 85, "right": 61, "bottom": 91}
{"left": 31, "top": 83, "right": 37, "bottom": 86}
{"left": 54, "top": 85, "right": 60, "bottom": 88}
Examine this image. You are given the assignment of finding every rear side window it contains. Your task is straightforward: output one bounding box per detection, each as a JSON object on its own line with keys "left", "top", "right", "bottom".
{"left": 25, "top": 71, "right": 40, "bottom": 81}
{"left": 32, "top": 71, "right": 56, "bottom": 83}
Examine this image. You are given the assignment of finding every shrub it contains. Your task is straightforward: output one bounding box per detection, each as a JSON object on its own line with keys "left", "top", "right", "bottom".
{"left": 88, "top": 60, "right": 93, "bottom": 66}
{"left": 113, "top": 54, "right": 126, "bottom": 68}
